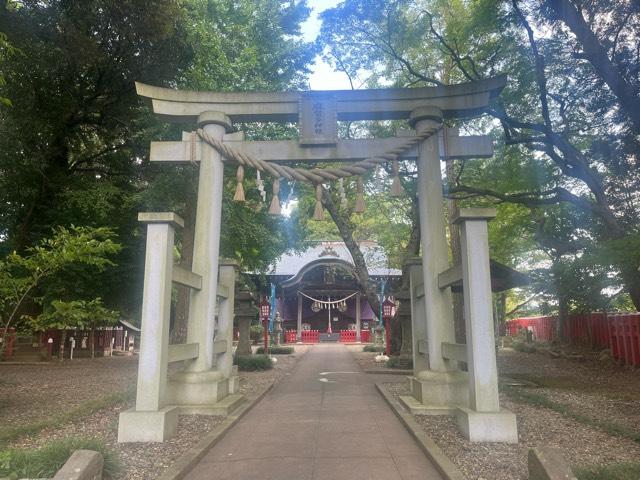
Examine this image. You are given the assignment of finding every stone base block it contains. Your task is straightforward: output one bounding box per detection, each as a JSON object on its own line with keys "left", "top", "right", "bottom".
{"left": 117, "top": 406, "right": 178, "bottom": 443}
{"left": 166, "top": 370, "right": 228, "bottom": 405}
{"left": 177, "top": 394, "right": 245, "bottom": 416}
{"left": 410, "top": 370, "right": 469, "bottom": 409}
{"left": 399, "top": 395, "right": 457, "bottom": 415}
{"left": 455, "top": 407, "right": 518, "bottom": 443}
{"left": 228, "top": 375, "right": 240, "bottom": 395}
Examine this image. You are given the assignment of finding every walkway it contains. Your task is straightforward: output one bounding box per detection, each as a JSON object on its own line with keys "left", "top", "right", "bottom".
{"left": 184, "top": 344, "right": 443, "bottom": 480}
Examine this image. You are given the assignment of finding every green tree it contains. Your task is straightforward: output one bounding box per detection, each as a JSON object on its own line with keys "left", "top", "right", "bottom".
{"left": 318, "top": 0, "right": 640, "bottom": 313}
{"left": 0, "top": 226, "right": 121, "bottom": 356}
{"left": 29, "top": 298, "right": 119, "bottom": 360}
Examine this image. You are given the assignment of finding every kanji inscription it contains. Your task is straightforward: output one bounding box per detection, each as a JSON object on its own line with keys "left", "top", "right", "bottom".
{"left": 299, "top": 93, "right": 337, "bottom": 146}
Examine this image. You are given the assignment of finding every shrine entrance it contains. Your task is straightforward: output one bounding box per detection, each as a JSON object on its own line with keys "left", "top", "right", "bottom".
{"left": 261, "top": 241, "right": 401, "bottom": 343}
{"left": 118, "top": 76, "right": 519, "bottom": 444}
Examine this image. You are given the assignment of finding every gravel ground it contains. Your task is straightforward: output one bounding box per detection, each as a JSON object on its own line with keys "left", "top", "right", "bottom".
{"left": 1, "top": 346, "right": 309, "bottom": 480}
{"left": 381, "top": 347, "right": 640, "bottom": 480}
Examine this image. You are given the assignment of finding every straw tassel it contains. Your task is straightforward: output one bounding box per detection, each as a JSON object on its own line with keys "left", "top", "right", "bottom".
{"left": 233, "top": 165, "right": 245, "bottom": 202}
{"left": 312, "top": 184, "right": 324, "bottom": 221}
{"left": 354, "top": 177, "right": 365, "bottom": 213}
{"left": 390, "top": 160, "right": 405, "bottom": 197}
{"left": 268, "top": 178, "right": 281, "bottom": 215}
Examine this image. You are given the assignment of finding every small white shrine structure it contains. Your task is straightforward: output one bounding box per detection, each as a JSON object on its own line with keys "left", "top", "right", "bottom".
{"left": 120, "top": 76, "right": 518, "bottom": 443}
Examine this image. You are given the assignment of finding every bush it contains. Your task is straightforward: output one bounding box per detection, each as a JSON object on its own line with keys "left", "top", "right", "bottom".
{"left": 255, "top": 346, "right": 293, "bottom": 354}
{"left": 0, "top": 437, "right": 120, "bottom": 479}
{"left": 234, "top": 354, "right": 273, "bottom": 371}
{"left": 386, "top": 356, "right": 413, "bottom": 369}
{"left": 363, "top": 345, "right": 384, "bottom": 353}
{"left": 249, "top": 324, "right": 263, "bottom": 344}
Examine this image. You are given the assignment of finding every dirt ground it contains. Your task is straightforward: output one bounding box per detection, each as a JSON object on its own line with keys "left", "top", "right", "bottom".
{"left": 379, "top": 346, "right": 640, "bottom": 480}
{"left": 0, "top": 346, "right": 308, "bottom": 480}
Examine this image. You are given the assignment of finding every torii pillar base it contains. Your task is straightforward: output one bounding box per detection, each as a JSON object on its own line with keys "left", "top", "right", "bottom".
{"left": 400, "top": 370, "right": 469, "bottom": 415}
{"left": 455, "top": 407, "right": 518, "bottom": 443}
{"left": 118, "top": 406, "right": 179, "bottom": 443}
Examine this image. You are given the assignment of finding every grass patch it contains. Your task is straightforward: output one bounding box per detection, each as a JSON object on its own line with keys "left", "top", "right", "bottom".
{"left": 234, "top": 354, "right": 273, "bottom": 371}
{"left": 363, "top": 345, "right": 384, "bottom": 353}
{"left": 574, "top": 462, "right": 640, "bottom": 480}
{"left": 503, "top": 386, "right": 640, "bottom": 443}
{"left": 0, "top": 387, "right": 134, "bottom": 448}
{"left": 0, "top": 436, "right": 120, "bottom": 479}
{"left": 255, "top": 346, "right": 294, "bottom": 355}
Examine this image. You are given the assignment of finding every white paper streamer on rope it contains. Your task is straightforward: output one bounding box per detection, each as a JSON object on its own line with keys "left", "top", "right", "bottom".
{"left": 298, "top": 291, "right": 358, "bottom": 305}
{"left": 256, "top": 170, "right": 266, "bottom": 203}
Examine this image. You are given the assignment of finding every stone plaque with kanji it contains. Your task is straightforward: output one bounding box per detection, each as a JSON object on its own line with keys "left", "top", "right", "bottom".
{"left": 299, "top": 93, "right": 337, "bottom": 146}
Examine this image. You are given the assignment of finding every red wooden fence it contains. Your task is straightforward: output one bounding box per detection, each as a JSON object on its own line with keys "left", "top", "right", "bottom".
{"left": 300, "top": 330, "right": 320, "bottom": 343}
{"left": 284, "top": 330, "right": 297, "bottom": 343}
{"left": 339, "top": 330, "right": 357, "bottom": 343}
{"left": 506, "top": 312, "right": 640, "bottom": 366}
{"left": 361, "top": 330, "right": 371, "bottom": 343}
{"left": 0, "top": 328, "right": 15, "bottom": 359}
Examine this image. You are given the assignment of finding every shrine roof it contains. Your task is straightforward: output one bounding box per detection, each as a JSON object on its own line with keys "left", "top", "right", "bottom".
{"left": 268, "top": 241, "right": 401, "bottom": 277}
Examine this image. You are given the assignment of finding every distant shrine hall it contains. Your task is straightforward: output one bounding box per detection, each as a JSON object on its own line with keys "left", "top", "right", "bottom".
{"left": 260, "top": 241, "right": 400, "bottom": 343}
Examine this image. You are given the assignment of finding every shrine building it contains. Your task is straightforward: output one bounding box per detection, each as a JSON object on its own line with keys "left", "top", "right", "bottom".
{"left": 262, "top": 241, "right": 401, "bottom": 343}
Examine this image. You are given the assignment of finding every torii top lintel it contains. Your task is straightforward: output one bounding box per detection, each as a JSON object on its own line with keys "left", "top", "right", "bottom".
{"left": 135, "top": 75, "right": 506, "bottom": 125}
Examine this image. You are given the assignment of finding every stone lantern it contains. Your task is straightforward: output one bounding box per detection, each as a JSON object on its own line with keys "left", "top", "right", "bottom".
{"left": 274, "top": 312, "right": 283, "bottom": 346}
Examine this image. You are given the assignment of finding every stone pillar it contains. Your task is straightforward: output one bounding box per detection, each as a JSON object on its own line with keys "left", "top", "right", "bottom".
{"left": 216, "top": 260, "right": 238, "bottom": 379}
{"left": 355, "top": 292, "right": 361, "bottom": 342}
{"left": 296, "top": 292, "right": 302, "bottom": 343}
{"left": 186, "top": 111, "right": 233, "bottom": 373}
{"left": 411, "top": 107, "right": 456, "bottom": 372}
{"left": 118, "top": 213, "right": 183, "bottom": 442}
{"left": 406, "top": 258, "right": 428, "bottom": 373}
{"left": 453, "top": 208, "right": 518, "bottom": 443}
{"left": 235, "top": 288, "right": 255, "bottom": 356}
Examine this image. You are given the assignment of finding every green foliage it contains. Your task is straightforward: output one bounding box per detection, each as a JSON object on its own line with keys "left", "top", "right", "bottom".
{"left": 511, "top": 341, "right": 536, "bottom": 354}
{"left": 0, "top": 437, "right": 119, "bottom": 479}
{"left": 256, "top": 346, "right": 293, "bottom": 354}
{"left": 29, "top": 298, "right": 118, "bottom": 332}
{"left": 386, "top": 356, "right": 413, "bottom": 369}
{"left": 363, "top": 345, "right": 384, "bottom": 353}
{"left": 234, "top": 354, "right": 273, "bottom": 371}
{"left": 0, "top": 226, "right": 120, "bottom": 343}
{"left": 574, "top": 463, "right": 640, "bottom": 480}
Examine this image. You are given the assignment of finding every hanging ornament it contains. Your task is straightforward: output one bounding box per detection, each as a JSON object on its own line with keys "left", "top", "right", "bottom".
{"left": 311, "top": 301, "right": 321, "bottom": 313}
{"left": 354, "top": 177, "right": 365, "bottom": 213}
{"left": 268, "top": 178, "right": 281, "bottom": 215}
{"left": 256, "top": 170, "right": 266, "bottom": 203}
{"left": 312, "top": 184, "right": 324, "bottom": 221}
{"left": 233, "top": 165, "right": 245, "bottom": 202}
{"left": 390, "top": 160, "right": 405, "bottom": 197}
{"left": 338, "top": 178, "right": 348, "bottom": 209}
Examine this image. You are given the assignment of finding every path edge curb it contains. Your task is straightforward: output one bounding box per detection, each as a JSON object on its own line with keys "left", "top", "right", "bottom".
{"left": 156, "top": 382, "right": 275, "bottom": 480}
{"left": 375, "top": 383, "right": 467, "bottom": 480}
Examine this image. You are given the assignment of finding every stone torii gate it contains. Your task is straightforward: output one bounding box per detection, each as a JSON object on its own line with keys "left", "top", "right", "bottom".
{"left": 120, "top": 75, "right": 517, "bottom": 443}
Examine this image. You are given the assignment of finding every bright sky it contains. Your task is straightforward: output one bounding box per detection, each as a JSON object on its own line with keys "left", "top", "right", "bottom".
{"left": 302, "top": 0, "right": 353, "bottom": 91}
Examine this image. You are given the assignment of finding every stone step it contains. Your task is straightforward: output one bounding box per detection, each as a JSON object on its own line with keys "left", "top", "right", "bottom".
{"left": 175, "top": 394, "right": 245, "bottom": 416}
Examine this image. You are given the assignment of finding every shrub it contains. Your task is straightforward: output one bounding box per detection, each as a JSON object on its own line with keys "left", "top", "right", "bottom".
{"left": 386, "top": 356, "right": 413, "bottom": 369}
{"left": 363, "top": 345, "right": 384, "bottom": 353}
{"left": 255, "top": 346, "right": 293, "bottom": 354}
{"left": 0, "top": 437, "right": 120, "bottom": 479}
{"left": 249, "top": 324, "right": 263, "bottom": 344}
{"left": 234, "top": 354, "right": 273, "bottom": 371}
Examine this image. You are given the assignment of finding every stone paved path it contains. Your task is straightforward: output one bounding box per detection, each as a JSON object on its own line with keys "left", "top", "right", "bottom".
{"left": 184, "top": 344, "right": 443, "bottom": 480}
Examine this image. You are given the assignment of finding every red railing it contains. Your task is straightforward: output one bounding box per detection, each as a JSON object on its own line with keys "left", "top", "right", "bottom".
{"left": 301, "top": 330, "right": 320, "bottom": 343}
{"left": 0, "top": 328, "right": 15, "bottom": 359}
{"left": 361, "top": 330, "right": 371, "bottom": 343}
{"left": 506, "top": 312, "right": 640, "bottom": 365}
{"left": 284, "top": 330, "right": 297, "bottom": 343}
{"left": 339, "top": 330, "right": 357, "bottom": 343}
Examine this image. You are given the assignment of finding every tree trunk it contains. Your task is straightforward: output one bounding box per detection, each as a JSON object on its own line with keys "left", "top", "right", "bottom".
{"left": 322, "top": 189, "right": 381, "bottom": 315}
{"left": 59, "top": 330, "right": 67, "bottom": 362}
{"left": 90, "top": 328, "right": 95, "bottom": 359}
{"left": 171, "top": 174, "right": 197, "bottom": 344}
{"left": 445, "top": 157, "right": 465, "bottom": 343}
{"left": 557, "top": 294, "right": 569, "bottom": 343}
